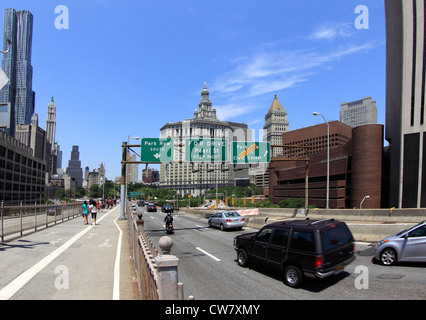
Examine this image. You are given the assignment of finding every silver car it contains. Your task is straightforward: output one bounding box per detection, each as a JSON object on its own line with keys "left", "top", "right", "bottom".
{"left": 375, "top": 220, "right": 426, "bottom": 266}
{"left": 208, "top": 211, "right": 245, "bottom": 231}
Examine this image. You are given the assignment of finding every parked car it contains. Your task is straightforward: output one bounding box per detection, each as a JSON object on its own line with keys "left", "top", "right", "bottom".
{"left": 147, "top": 204, "right": 157, "bottom": 212}
{"left": 375, "top": 220, "right": 426, "bottom": 266}
{"left": 162, "top": 204, "right": 174, "bottom": 213}
{"left": 208, "top": 211, "right": 245, "bottom": 231}
{"left": 234, "top": 218, "right": 355, "bottom": 288}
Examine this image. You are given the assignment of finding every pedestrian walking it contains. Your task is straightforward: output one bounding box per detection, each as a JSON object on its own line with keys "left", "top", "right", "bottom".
{"left": 82, "top": 200, "right": 89, "bottom": 225}
{"left": 91, "top": 201, "right": 98, "bottom": 225}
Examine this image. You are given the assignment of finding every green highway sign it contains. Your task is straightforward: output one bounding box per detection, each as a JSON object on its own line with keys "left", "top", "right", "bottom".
{"left": 231, "top": 141, "right": 271, "bottom": 164}
{"left": 185, "top": 138, "right": 228, "bottom": 162}
{"left": 141, "top": 138, "right": 173, "bottom": 163}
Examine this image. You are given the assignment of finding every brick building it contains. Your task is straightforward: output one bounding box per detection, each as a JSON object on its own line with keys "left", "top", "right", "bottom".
{"left": 269, "top": 122, "right": 385, "bottom": 209}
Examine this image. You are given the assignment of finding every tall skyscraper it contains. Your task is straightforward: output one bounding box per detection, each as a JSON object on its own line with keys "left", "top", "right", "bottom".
{"left": 66, "top": 145, "right": 83, "bottom": 187}
{"left": 385, "top": 0, "right": 426, "bottom": 208}
{"left": 254, "top": 95, "right": 289, "bottom": 187}
{"left": 340, "top": 97, "right": 377, "bottom": 128}
{"left": 46, "top": 96, "right": 56, "bottom": 145}
{"left": 0, "top": 8, "right": 35, "bottom": 135}
{"left": 45, "top": 96, "right": 60, "bottom": 175}
{"left": 263, "top": 94, "right": 289, "bottom": 157}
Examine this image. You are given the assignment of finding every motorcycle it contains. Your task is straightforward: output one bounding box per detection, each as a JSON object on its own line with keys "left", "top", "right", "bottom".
{"left": 166, "top": 221, "right": 174, "bottom": 234}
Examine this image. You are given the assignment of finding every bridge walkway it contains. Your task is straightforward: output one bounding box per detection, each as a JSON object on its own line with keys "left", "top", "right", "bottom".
{"left": 0, "top": 205, "right": 139, "bottom": 300}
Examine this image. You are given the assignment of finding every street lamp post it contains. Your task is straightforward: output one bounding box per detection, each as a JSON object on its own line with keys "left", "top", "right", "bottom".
{"left": 360, "top": 195, "right": 370, "bottom": 209}
{"left": 313, "top": 112, "right": 329, "bottom": 209}
{"left": 0, "top": 38, "right": 11, "bottom": 54}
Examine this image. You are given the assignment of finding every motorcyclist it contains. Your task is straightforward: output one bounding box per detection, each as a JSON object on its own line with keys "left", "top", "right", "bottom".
{"left": 164, "top": 212, "right": 174, "bottom": 232}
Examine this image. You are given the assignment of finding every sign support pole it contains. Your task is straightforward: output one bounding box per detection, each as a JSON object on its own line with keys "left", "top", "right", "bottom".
{"left": 119, "top": 142, "right": 127, "bottom": 220}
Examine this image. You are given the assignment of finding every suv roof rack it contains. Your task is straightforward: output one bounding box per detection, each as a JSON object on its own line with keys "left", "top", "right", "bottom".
{"left": 309, "top": 218, "right": 335, "bottom": 226}
{"left": 276, "top": 218, "right": 336, "bottom": 228}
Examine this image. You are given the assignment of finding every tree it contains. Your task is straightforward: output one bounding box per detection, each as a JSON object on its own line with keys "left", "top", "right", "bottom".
{"left": 54, "top": 188, "right": 65, "bottom": 200}
{"left": 65, "top": 189, "right": 74, "bottom": 199}
{"left": 75, "top": 186, "right": 86, "bottom": 198}
{"left": 89, "top": 184, "right": 101, "bottom": 198}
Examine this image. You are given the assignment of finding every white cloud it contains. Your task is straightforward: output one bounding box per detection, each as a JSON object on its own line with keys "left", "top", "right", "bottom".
{"left": 309, "top": 23, "right": 353, "bottom": 41}
{"left": 215, "top": 104, "right": 260, "bottom": 121}
{"left": 212, "top": 41, "right": 377, "bottom": 99}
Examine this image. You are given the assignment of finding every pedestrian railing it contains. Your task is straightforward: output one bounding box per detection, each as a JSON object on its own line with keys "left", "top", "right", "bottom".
{"left": 0, "top": 201, "right": 82, "bottom": 242}
{"left": 127, "top": 201, "right": 189, "bottom": 300}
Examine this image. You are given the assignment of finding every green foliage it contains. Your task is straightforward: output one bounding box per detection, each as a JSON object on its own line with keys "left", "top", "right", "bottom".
{"left": 124, "top": 183, "right": 312, "bottom": 209}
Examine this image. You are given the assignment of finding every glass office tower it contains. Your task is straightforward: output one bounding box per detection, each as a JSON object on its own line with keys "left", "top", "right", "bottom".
{"left": 0, "top": 8, "right": 35, "bottom": 135}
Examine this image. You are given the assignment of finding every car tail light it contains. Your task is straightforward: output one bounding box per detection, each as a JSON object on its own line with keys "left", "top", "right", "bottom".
{"left": 315, "top": 256, "right": 323, "bottom": 269}
{"left": 241, "top": 218, "right": 245, "bottom": 221}
{"left": 226, "top": 219, "right": 232, "bottom": 222}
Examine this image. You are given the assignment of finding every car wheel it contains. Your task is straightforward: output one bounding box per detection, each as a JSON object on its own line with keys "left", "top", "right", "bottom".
{"left": 237, "top": 249, "right": 249, "bottom": 267}
{"left": 380, "top": 248, "right": 397, "bottom": 266}
{"left": 208, "top": 221, "right": 212, "bottom": 228}
{"left": 284, "top": 265, "right": 303, "bottom": 288}
{"left": 220, "top": 224, "right": 225, "bottom": 231}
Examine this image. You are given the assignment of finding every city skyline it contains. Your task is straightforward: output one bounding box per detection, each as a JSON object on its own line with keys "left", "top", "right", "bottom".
{"left": 0, "top": 1, "right": 386, "bottom": 179}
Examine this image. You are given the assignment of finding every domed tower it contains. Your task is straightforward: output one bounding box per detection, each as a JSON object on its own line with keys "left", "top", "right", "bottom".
{"left": 197, "top": 82, "right": 216, "bottom": 119}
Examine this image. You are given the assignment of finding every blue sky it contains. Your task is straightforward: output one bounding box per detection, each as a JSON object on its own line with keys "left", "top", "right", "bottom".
{"left": 0, "top": 0, "right": 386, "bottom": 180}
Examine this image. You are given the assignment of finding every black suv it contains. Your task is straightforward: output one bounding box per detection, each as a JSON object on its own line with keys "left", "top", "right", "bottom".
{"left": 234, "top": 218, "right": 355, "bottom": 288}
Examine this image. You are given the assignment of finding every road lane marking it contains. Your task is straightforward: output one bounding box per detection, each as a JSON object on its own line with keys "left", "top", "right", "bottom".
{"left": 0, "top": 207, "right": 116, "bottom": 300}
{"left": 113, "top": 217, "right": 123, "bottom": 300}
{"left": 196, "top": 247, "right": 221, "bottom": 262}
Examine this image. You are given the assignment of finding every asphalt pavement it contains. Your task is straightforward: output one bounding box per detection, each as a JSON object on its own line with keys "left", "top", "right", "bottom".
{"left": 0, "top": 205, "right": 138, "bottom": 300}
{"left": 141, "top": 207, "right": 426, "bottom": 300}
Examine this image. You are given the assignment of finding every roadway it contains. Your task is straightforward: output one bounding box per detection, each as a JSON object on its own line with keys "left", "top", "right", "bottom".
{"left": 1, "top": 202, "right": 425, "bottom": 301}
{"left": 140, "top": 206, "right": 426, "bottom": 300}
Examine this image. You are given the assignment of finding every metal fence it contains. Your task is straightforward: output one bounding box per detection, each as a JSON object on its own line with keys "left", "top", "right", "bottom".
{"left": 0, "top": 201, "right": 82, "bottom": 242}
{"left": 127, "top": 201, "right": 187, "bottom": 300}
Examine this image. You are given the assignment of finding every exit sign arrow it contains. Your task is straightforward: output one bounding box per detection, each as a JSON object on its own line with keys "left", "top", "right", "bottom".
{"left": 231, "top": 142, "right": 270, "bottom": 164}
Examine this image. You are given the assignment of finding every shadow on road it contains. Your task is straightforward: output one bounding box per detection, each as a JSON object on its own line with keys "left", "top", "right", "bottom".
{"left": 0, "top": 239, "right": 50, "bottom": 251}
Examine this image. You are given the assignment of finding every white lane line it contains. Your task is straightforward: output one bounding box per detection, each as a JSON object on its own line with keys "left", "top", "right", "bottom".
{"left": 0, "top": 207, "right": 115, "bottom": 300}
{"left": 196, "top": 247, "right": 221, "bottom": 262}
{"left": 112, "top": 217, "right": 123, "bottom": 300}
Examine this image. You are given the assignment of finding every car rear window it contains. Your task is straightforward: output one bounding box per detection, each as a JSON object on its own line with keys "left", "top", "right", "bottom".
{"left": 225, "top": 212, "right": 240, "bottom": 218}
{"left": 321, "top": 224, "right": 353, "bottom": 251}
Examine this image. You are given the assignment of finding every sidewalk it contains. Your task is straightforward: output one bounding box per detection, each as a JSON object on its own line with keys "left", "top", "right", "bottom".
{"left": 0, "top": 205, "right": 139, "bottom": 300}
